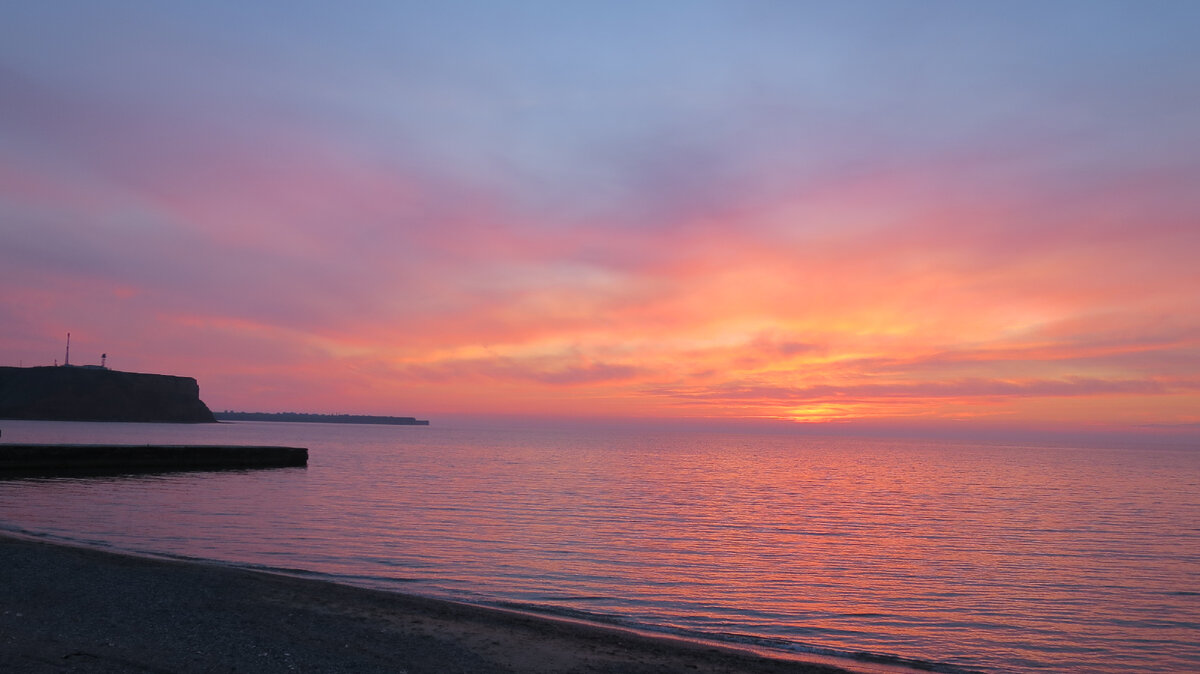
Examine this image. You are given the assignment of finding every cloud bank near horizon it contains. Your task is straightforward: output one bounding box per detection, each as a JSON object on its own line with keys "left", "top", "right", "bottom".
{"left": 3, "top": 2, "right": 1199, "bottom": 429}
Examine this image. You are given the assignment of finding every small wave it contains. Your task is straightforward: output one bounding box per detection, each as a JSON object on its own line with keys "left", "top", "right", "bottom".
{"left": 487, "top": 598, "right": 978, "bottom": 674}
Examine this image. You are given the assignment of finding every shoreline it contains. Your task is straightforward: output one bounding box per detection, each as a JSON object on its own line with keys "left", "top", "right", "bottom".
{"left": 0, "top": 531, "right": 879, "bottom": 673}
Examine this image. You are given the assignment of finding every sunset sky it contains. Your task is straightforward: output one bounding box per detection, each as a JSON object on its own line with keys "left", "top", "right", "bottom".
{"left": 2, "top": 1, "right": 1198, "bottom": 431}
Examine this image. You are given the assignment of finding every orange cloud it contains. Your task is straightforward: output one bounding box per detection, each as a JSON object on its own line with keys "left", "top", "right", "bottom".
{"left": 4, "top": 71, "right": 1198, "bottom": 433}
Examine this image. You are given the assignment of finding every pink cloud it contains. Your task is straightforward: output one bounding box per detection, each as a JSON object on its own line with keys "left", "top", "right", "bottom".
{"left": 4, "top": 43, "right": 1199, "bottom": 429}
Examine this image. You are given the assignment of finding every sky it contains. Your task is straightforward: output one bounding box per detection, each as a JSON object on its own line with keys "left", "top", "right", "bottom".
{"left": 2, "top": 1, "right": 1199, "bottom": 433}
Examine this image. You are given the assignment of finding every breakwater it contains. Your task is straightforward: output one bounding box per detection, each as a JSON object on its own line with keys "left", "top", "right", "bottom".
{"left": 0, "top": 444, "right": 307, "bottom": 474}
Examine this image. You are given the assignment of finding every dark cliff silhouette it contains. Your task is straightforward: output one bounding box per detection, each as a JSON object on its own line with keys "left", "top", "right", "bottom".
{"left": 0, "top": 366, "right": 216, "bottom": 423}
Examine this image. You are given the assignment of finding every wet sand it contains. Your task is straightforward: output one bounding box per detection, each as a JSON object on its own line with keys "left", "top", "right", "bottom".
{"left": 0, "top": 532, "right": 857, "bottom": 673}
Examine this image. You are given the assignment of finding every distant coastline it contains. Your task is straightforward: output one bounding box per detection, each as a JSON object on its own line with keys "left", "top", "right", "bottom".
{"left": 215, "top": 411, "right": 429, "bottom": 426}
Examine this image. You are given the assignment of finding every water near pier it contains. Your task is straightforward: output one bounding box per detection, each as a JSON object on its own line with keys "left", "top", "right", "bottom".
{"left": 0, "top": 420, "right": 1196, "bottom": 673}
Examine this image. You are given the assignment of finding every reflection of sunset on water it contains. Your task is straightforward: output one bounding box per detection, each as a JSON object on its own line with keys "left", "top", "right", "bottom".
{"left": 3, "top": 420, "right": 1195, "bottom": 672}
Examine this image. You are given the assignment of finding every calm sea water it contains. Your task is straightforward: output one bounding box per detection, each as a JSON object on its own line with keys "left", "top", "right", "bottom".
{"left": 0, "top": 420, "right": 1196, "bottom": 673}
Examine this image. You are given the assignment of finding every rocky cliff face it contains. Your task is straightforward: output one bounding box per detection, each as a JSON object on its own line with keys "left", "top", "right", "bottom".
{"left": 0, "top": 366, "right": 216, "bottom": 423}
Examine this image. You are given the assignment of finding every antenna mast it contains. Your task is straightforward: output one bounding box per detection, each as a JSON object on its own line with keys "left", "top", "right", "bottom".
{"left": 65, "top": 332, "right": 71, "bottom": 366}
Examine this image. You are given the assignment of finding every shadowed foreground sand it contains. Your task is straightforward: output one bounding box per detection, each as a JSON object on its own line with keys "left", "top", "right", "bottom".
{"left": 0, "top": 533, "right": 859, "bottom": 673}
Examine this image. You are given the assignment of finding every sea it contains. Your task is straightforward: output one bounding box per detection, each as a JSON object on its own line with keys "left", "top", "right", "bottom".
{"left": 0, "top": 420, "right": 1196, "bottom": 673}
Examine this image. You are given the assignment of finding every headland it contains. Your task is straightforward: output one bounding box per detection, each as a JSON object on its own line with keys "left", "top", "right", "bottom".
{"left": 215, "top": 411, "right": 429, "bottom": 425}
{"left": 0, "top": 365, "right": 215, "bottom": 423}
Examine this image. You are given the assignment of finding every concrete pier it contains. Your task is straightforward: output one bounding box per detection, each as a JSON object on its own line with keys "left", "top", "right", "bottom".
{"left": 0, "top": 444, "right": 307, "bottom": 474}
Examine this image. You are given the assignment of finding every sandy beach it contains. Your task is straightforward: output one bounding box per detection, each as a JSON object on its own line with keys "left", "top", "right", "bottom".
{"left": 0, "top": 532, "right": 858, "bottom": 673}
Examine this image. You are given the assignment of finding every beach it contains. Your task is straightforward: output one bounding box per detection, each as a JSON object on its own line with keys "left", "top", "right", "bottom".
{"left": 0, "top": 532, "right": 855, "bottom": 673}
